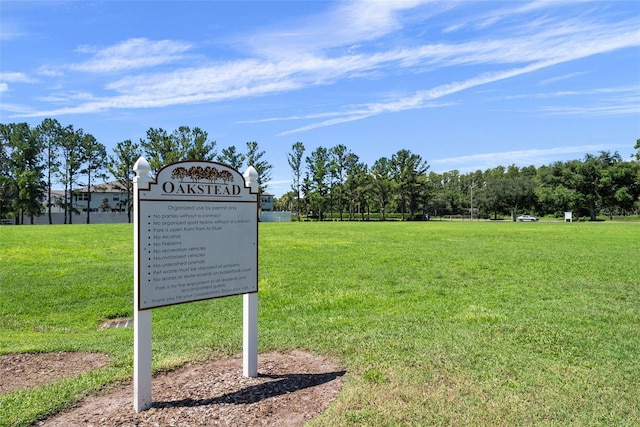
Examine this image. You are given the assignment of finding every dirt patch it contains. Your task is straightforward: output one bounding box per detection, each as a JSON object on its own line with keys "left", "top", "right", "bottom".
{"left": 0, "top": 352, "right": 110, "bottom": 394}
{"left": 97, "top": 317, "right": 133, "bottom": 330}
{"left": 16, "top": 350, "right": 344, "bottom": 426}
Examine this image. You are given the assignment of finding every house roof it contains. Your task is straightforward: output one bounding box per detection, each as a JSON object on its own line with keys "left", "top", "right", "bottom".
{"left": 78, "top": 181, "right": 128, "bottom": 193}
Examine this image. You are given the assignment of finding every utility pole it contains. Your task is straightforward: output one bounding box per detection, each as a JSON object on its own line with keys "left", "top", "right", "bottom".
{"left": 470, "top": 180, "right": 476, "bottom": 221}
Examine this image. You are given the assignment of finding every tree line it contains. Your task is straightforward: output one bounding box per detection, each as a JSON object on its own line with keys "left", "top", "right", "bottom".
{"left": 0, "top": 119, "right": 273, "bottom": 224}
{"left": 2, "top": 117, "right": 638, "bottom": 224}
{"left": 279, "top": 141, "right": 640, "bottom": 221}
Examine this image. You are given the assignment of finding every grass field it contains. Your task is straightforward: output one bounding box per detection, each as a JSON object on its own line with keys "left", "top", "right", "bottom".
{"left": 1, "top": 221, "right": 639, "bottom": 426}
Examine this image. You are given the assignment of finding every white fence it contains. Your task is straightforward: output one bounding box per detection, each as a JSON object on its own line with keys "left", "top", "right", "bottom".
{"left": 260, "top": 211, "right": 291, "bottom": 222}
{"left": 5, "top": 211, "right": 291, "bottom": 225}
{"left": 17, "top": 212, "right": 132, "bottom": 225}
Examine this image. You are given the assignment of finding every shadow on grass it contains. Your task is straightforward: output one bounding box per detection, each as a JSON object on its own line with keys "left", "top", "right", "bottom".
{"left": 152, "top": 370, "right": 346, "bottom": 408}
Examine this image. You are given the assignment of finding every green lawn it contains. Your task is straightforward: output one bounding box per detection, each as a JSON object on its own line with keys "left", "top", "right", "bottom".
{"left": 1, "top": 222, "right": 639, "bottom": 426}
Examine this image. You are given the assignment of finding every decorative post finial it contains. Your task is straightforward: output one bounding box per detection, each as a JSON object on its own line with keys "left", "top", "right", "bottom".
{"left": 243, "top": 166, "right": 259, "bottom": 194}
{"left": 134, "top": 157, "right": 151, "bottom": 178}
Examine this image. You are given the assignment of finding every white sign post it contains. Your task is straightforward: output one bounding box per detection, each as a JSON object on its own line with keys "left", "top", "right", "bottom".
{"left": 243, "top": 167, "right": 259, "bottom": 377}
{"left": 133, "top": 157, "right": 259, "bottom": 412}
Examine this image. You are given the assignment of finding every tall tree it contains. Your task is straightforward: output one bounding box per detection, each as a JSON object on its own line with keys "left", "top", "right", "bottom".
{"left": 0, "top": 123, "right": 45, "bottom": 224}
{"left": 576, "top": 153, "right": 608, "bottom": 221}
{"left": 461, "top": 170, "right": 484, "bottom": 220}
{"left": 287, "top": 142, "right": 305, "bottom": 220}
{"left": 274, "top": 190, "right": 296, "bottom": 212}
{"left": 218, "top": 145, "right": 245, "bottom": 170}
{"left": 441, "top": 170, "right": 464, "bottom": 216}
{"left": 424, "top": 172, "right": 448, "bottom": 218}
{"left": 108, "top": 139, "right": 142, "bottom": 223}
{"left": 504, "top": 165, "right": 537, "bottom": 220}
{"left": 370, "top": 157, "right": 393, "bottom": 220}
{"left": 329, "top": 144, "right": 353, "bottom": 220}
{"left": 535, "top": 162, "right": 581, "bottom": 216}
{"left": 482, "top": 166, "right": 508, "bottom": 219}
{"left": 344, "top": 159, "right": 368, "bottom": 220}
{"left": 596, "top": 152, "right": 639, "bottom": 218}
{"left": 80, "top": 133, "right": 107, "bottom": 224}
{"left": 140, "top": 127, "right": 183, "bottom": 175}
{"left": 245, "top": 141, "right": 273, "bottom": 192}
{"left": 304, "top": 146, "right": 330, "bottom": 220}
{"left": 0, "top": 125, "right": 15, "bottom": 221}
{"left": 173, "top": 126, "right": 216, "bottom": 160}
{"left": 390, "top": 149, "right": 428, "bottom": 220}
{"left": 58, "top": 125, "right": 85, "bottom": 224}
{"left": 36, "top": 118, "right": 63, "bottom": 224}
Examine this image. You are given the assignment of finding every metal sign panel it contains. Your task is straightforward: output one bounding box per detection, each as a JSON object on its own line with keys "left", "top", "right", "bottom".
{"left": 136, "top": 161, "right": 258, "bottom": 310}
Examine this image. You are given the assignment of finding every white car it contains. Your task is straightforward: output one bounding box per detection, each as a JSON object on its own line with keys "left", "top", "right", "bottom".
{"left": 517, "top": 215, "right": 538, "bottom": 222}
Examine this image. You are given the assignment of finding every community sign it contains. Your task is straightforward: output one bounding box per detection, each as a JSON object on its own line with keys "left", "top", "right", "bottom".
{"left": 136, "top": 161, "right": 258, "bottom": 310}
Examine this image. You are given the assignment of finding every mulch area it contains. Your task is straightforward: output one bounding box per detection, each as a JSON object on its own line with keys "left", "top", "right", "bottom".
{"left": 2, "top": 350, "right": 345, "bottom": 427}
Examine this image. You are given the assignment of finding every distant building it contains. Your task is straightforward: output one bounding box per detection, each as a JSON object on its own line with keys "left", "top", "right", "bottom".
{"left": 260, "top": 192, "right": 274, "bottom": 211}
{"left": 74, "top": 181, "right": 130, "bottom": 213}
{"left": 35, "top": 182, "right": 131, "bottom": 224}
{"left": 37, "top": 182, "right": 279, "bottom": 224}
{"left": 44, "top": 190, "right": 66, "bottom": 213}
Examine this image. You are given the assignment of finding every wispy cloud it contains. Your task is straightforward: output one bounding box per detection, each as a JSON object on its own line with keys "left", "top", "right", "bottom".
{"left": 431, "top": 144, "right": 623, "bottom": 171}
{"left": 505, "top": 85, "right": 639, "bottom": 100}
{"left": 502, "top": 85, "right": 640, "bottom": 116}
{"left": 0, "top": 72, "right": 37, "bottom": 94}
{"left": 0, "top": 71, "right": 36, "bottom": 83}
{"left": 539, "top": 101, "right": 640, "bottom": 116}
{"left": 70, "top": 38, "right": 193, "bottom": 73}
{"left": 539, "top": 71, "right": 588, "bottom": 86}
{"left": 0, "top": 21, "right": 27, "bottom": 41}
{"left": 442, "top": 0, "right": 596, "bottom": 34}
{"left": 245, "top": 0, "right": 433, "bottom": 58}
{"left": 273, "top": 14, "right": 639, "bottom": 134}
{"left": 277, "top": 98, "right": 453, "bottom": 136}
{"left": 276, "top": 59, "right": 625, "bottom": 135}
{"left": 12, "top": 1, "right": 640, "bottom": 122}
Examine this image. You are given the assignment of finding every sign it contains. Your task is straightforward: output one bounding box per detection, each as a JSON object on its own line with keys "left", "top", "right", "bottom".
{"left": 137, "top": 161, "right": 258, "bottom": 310}
{"left": 133, "top": 157, "right": 259, "bottom": 412}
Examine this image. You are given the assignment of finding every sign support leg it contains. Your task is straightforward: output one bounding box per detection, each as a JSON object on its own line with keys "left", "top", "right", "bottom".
{"left": 243, "top": 292, "right": 258, "bottom": 377}
{"left": 134, "top": 308, "right": 152, "bottom": 412}
{"left": 133, "top": 157, "right": 153, "bottom": 412}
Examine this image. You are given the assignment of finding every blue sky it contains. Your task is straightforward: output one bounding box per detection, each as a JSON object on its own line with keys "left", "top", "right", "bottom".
{"left": 1, "top": 1, "right": 639, "bottom": 197}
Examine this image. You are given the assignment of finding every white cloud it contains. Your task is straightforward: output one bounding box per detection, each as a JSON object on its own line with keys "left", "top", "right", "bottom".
{"left": 276, "top": 59, "right": 588, "bottom": 135}
{"left": 501, "top": 85, "right": 640, "bottom": 116}
{"left": 505, "top": 85, "right": 639, "bottom": 100}
{"left": 0, "top": 72, "right": 37, "bottom": 94}
{"left": 442, "top": 0, "right": 598, "bottom": 34}
{"left": 431, "top": 145, "right": 622, "bottom": 171}
{"left": 38, "top": 67, "right": 65, "bottom": 78}
{"left": 0, "top": 21, "right": 27, "bottom": 41}
{"left": 539, "top": 71, "right": 588, "bottom": 86}
{"left": 246, "top": 0, "right": 432, "bottom": 58}
{"left": 69, "top": 15, "right": 636, "bottom": 119}
{"left": 16, "top": 2, "right": 640, "bottom": 122}
{"left": 0, "top": 71, "right": 35, "bottom": 83}
{"left": 70, "top": 38, "right": 193, "bottom": 73}
{"left": 0, "top": 102, "right": 36, "bottom": 115}
{"left": 272, "top": 14, "right": 639, "bottom": 134}
{"left": 539, "top": 102, "right": 640, "bottom": 116}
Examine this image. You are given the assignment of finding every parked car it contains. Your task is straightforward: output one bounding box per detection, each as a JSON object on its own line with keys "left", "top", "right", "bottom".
{"left": 517, "top": 214, "right": 538, "bottom": 222}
